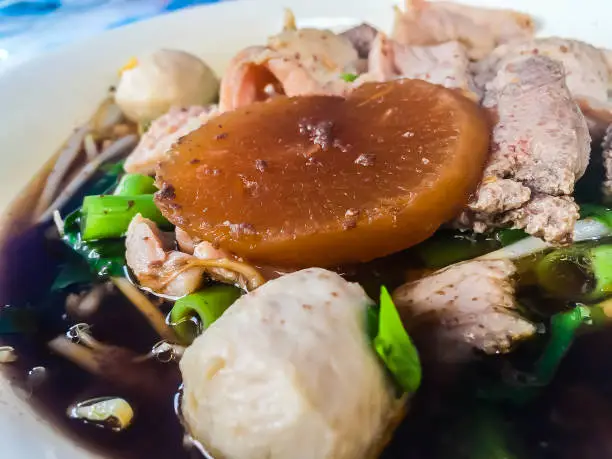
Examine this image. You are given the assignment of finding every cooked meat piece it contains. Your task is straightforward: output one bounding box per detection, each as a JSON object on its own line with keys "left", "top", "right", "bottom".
{"left": 340, "top": 23, "right": 379, "bottom": 58}
{"left": 192, "top": 241, "right": 242, "bottom": 286}
{"left": 474, "top": 38, "right": 610, "bottom": 102}
{"left": 392, "top": 259, "right": 536, "bottom": 363}
{"left": 124, "top": 105, "right": 218, "bottom": 175}
{"left": 601, "top": 125, "right": 612, "bottom": 202}
{"left": 392, "top": 0, "right": 534, "bottom": 60}
{"left": 468, "top": 178, "right": 531, "bottom": 215}
{"left": 125, "top": 214, "right": 206, "bottom": 296}
{"left": 459, "top": 56, "right": 590, "bottom": 244}
{"left": 483, "top": 56, "right": 590, "bottom": 192}
{"left": 365, "top": 33, "right": 476, "bottom": 99}
{"left": 175, "top": 226, "right": 198, "bottom": 254}
{"left": 180, "top": 268, "right": 401, "bottom": 459}
{"left": 502, "top": 194, "right": 580, "bottom": 243}
{"left": 580, "top": 100, "right": 612, "bottom": 144}
{"left": 473, "top": 37, "right": 612, "bottom": 141}
{"left": 192, "top": 241, "right": 229, "bottom": 260}
{"left": 219, "top": 28, "right": 359, "bottom": 111}
{"left": 218, "top": 46, "right": 281, "bottom": 111}
{"left": 267, "top": 27, "right": 360, "bottom": 79}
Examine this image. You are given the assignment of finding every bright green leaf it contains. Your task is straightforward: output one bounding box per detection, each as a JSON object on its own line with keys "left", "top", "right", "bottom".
{"left": 61, "top": 210, "right": 126, "bottom": 278}
{"left": 340, "top": 73, "right": 358, "bottom": 82}
{"left": 590, "top": 245, "right": 612, "bottom": 297}
{"left": 373, "top": 286, "right": 421, "bottom": 394}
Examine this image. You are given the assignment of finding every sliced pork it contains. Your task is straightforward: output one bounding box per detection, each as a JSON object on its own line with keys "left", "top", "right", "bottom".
{"left": 125, "top": 214, "right": 206, "bottom": 297}
{"left": 393, "top": 259, "right": 536, "bottom": 363}
{"left": 365, "top": 33, "right": 476, "bottom": 99}
{"left": 219, "top": 27, "right": 360, "bottom": 111}
{"left": 459, "top": 56, "right": 589, "bottom": 243}
{"left": 473, "top": 37, "right": 612, "bottom": 141}
{"left": 124, "top": 105, "right": 218, "bottom": 175}
{"left": 392, "top": 0, "right": 535, "bottom": 60}
{"left": 180, "top": 268, "right": 401, "bottom": 459}
{"left": 126, "top": 215, "right": 263, "bottom": 294}
{"left": 601, "top": 126, "right": 612, "bottom": 202}
{"left": 340, "top": 23, "right": 379, "bottom": 59}
{"left": 474, "top": 37, "right": 611, "bottom": 103}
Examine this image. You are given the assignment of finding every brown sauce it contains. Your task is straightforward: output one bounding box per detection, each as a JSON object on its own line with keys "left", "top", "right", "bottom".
{"left": 5, "top": 221, "right": 612, "bottom": 459}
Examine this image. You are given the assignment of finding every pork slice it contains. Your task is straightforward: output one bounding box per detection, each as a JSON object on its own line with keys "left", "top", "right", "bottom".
{"left": 601, "top": 125, "right": 612, "bottom": 202}
{"left": 468, "top": 178, "right": 531, "bottom": 215}
{"left": 267, "top": 28, "right": 360, "bottom": 81}
{"left": 392, "top": 259, "right": 536, "bottom": 363}
{"left": 219, "top": 28, "right": 359, "bottom": 111}
{"left": 579, "top": 98, "right": 612, "bottom": 145}
{"left": 460, "top": 56, "right": 590, "bottom": 244}
{"left": 364, "top": 33, "right": 476, "bottom": 99}
{"left": 175, "top": 226, "right": 199, "bottom": 254}
{"left": 473, "top": 37, "right": 612, "bottom": 142}
{"left": 340, "top": 23, "right": 379, "bottom": 59}
{"left": 483, "top": 55, "right": 590, "bottom": 192}
{"left": 126, "top": 214, "right": 206, "bottom": 297}
{"left": 392, "top": 0, "right": 535, "bottom": 60}
{"left": 124, "top": 105, "right": 218, "bottom": 175}
{"left": 474, "top": 38, "right": 610, "bottom": 102}
{"left": 502, "top": 195, "right": 580, "bottom": 243}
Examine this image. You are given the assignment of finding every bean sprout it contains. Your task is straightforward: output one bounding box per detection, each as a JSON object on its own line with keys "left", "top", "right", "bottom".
{"left": 37, "top": 135, "right": 138, "bottom": 223}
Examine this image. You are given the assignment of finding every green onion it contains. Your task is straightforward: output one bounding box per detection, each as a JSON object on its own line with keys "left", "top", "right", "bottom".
{"left": 113, "top": 174, "right": 157, "bottom": 196}
{"left": 480, "top": 305, "right": 591, "bottom": 404}
{"left": 534, "top": 305, "right": 591, "bottom": 384}
{"left": 372, "top": 286, "right": 421, "bottom": 394}
{"left": 340, "top": 73, "right": 358, "bottom": 82}
{"left": 535, "top": 244, "right": 612, "bottom": 302}
{"left": 589, "top": 245, "right": 612, "bottom": 298}
{"left": 169, "top": 285, "right": 242, "bottom": 344}
{"left": 579, "top": 203, "right": 612, "bottom": 227}
{"left": 80, "top": 194, "right": 170, "bottom": 241}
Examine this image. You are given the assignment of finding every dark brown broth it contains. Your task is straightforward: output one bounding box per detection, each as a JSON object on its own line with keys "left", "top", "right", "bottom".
{"left": 0, "top": 227, "right": 196, "bottom": 459}
{"left": 4, "top": 223, "right": 612, "bottom": 459}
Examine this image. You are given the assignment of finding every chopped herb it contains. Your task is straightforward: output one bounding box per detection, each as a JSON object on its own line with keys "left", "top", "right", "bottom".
{"left": 340, "top": 73, "right": 358, "bottom": 82}
{"left": 372, "top": 286, "right": 422, "bottom": 394}
{"left": 61, "top": 210, "right": 126, "bottom": 277}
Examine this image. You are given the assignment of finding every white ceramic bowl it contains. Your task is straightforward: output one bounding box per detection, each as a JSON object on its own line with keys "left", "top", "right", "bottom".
{"left": 0, "top": 0, "right": 610, "bottom": 457}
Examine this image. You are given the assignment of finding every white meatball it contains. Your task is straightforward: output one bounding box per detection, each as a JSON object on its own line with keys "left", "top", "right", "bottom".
{"left": 115, "top": 49, "right": 219, "bottom": 123}
{"left": 180, "top": 268, "right": 400, "bottom": 459}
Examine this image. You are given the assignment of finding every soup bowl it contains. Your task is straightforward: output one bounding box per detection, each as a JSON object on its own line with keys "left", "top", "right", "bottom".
{"left": 0, "top": 0, "right": 610, "bottom": 457}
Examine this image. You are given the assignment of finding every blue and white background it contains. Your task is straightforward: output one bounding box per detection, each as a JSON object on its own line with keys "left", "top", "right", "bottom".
{"left": 0, "top": 0, "right": 221, "bottom": 73}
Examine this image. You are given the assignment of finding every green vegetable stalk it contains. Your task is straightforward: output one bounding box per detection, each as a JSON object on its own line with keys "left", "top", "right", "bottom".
{"left": 113, "top": 174, "right": 157, "bottom": 196}
{"left": 169, "top": 285, "right": 242, "bottom": 344}
{"left": 81, "top": 194, "right": 170, "bottom": 241}
{"left": 536, "top": 244, "right": 612, "bottom": 302}
{"left": 481, "top": 305, "right": 591, "bottom": 404}
{"left": 534, "top": 305, "right": 591, "bottom": 384}
{"left": 579, "top": 203, "right": 612, "bottom": 227}
{"left": 371, "top": 286, "right": 421, "bottom": 394}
